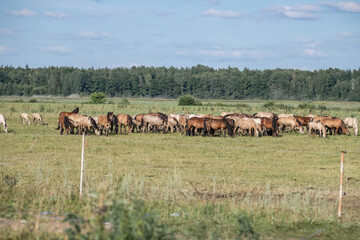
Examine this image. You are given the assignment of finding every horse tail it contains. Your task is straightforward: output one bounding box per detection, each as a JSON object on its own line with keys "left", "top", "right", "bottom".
{"left": 64, "top": 116, "right": 70, "bottom": 129}
{"left": 225, "top": 119, "right": 233, "bottom": 137}
{"left": 252, "top": 112, "right": 257, "bottom": 117}
{"left": 203, "top": 119, "right": 208, "bottom": 137}
{"left": 89, "top": 117, "right": 99, "bottom": 131}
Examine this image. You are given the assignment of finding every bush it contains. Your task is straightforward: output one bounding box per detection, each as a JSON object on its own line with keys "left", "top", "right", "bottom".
{"left": 178, "top": 95, "right": 201, "bottom": 106}
{"left": 90, "top": 92, "right": 107, "bottom": 104}
{"left": 29, "top": 99, "right": 38, "bottom": 103}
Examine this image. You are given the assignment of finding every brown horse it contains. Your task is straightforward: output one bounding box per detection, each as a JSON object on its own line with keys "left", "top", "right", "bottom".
{"left": 203, "top": 118, "right": 234, "bottom": 137}
{"left": 260, "top": 117, "right": 278, "bottom": 137}
{"left": 133, "top": 114, "right": 145, "bottom": 132}
{"left": 186, "top": 117, "right": 206, "bottom": 136}
{"left": 116, "top": 114, "right": 133, "bottom": 134}
{"left": 58, "top": 114, "right": 70, "bottom": 135}
{"left": 98, "top": 112, "right": 114, "bottom": 136}
{"left": 56, "top": 107, "right": 79, "bottom": 129}
{"left": 167, "top": 116, "right": 179, "bottom": 133}
{"left": 319, "top": 118, "right": 349, "bottom": 135}
{"left": 277, "top": 116, "right": 304, "bottom": 134}
{"left": 178, "top": 115, "right": 187, "bottom": 134}
{"left": 295, "top": 115, "right": 312, "bottom": 131}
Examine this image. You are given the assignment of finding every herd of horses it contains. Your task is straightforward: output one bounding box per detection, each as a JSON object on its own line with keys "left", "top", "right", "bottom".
{"left": 54, "top": 107, "right": 359, "bottom": 138}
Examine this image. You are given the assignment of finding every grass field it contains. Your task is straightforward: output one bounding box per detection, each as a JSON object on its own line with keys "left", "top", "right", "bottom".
{"left": 0, "top": 97, "right": 360, "bottom": 239}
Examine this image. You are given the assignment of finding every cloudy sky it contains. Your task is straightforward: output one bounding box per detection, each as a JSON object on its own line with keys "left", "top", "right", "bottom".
{"left": 0, "top": 0, "right": 359, "bottom": 70}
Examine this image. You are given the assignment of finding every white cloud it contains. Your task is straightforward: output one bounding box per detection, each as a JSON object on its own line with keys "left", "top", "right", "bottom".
{"left": 40, "top": 46, "right": 71, "bottom": 54}
{"left": 10, "top": 8, "right": 37, "bottom": 17}
{"left": 0, "top": 45, "right": 11, "bottom": 54}
{"left": 0, "top": 28, "right": 12, "bottom": 35}
{"left": 264, "top": 4, "right": 321, "bottom": 19}
{"left": 201, "top": 9, "right": 242, "bottom": 19}
{"left": 77, "top": 31, "right": 114, "bottom": 39}
{"left": 339, "top": 31, "right": 360, "bottom": 37}
{"left": 322, "top": 1, "right": 360, "bottom": 13}
{"left": 44, "top": 11, "right": 71, "bottom": 18}
{"left": 293, "top": 38, "right": 321, "bottom": 48}
{"left": 301, "top": 49, "right": 328, "bottom": 58}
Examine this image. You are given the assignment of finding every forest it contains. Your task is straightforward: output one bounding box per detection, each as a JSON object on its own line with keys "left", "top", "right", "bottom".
{"left": 0, "top": 65, "right": 359, "bottom": 101}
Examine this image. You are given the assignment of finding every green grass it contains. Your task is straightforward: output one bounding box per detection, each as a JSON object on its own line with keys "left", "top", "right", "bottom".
{"left": 0, "top": 97, "right": 360, "bottom": 239}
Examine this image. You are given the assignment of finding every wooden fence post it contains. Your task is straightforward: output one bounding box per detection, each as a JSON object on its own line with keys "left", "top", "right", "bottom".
{"left": 338, "top": 150, "right": 347, "bottom": 222}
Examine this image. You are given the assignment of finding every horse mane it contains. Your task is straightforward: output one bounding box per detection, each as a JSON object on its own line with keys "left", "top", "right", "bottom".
{"left": 223, "top": 114, "right": 232, "bottom": 118}
{"left": 252, "top": 113, "right": 257, "bottom": 117}
{"left": 89, "top": 117, "right": 99, "bottom": 131}
{"left": 107, "top": 112, "right": 112, "bottom": 122}
{"left": 72, "top": 107, "right": 79, "bottom": 113}
{"left": 225, "top": 118, "right": 234, "bottom": 137}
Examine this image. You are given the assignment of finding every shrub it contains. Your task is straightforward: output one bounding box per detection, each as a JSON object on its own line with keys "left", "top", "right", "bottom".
{"left": 178, "top": 95, "right": 201, "bottom": 106}
{"left": 90, "top": 92, "right": 107, "bottom": 104}
{"left": 29, "top": 99, "right": 38, "bottom": 103}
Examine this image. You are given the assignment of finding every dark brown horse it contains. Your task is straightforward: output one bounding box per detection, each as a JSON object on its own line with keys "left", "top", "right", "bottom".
{"left": 56, "top": 107, "right": 79, "bottom": 129}
{"left": 261, "top": 116, "right": 279, "bottom": 137}
{"left": 58, "top": 114, "right": 70, "bottom": 135}
{"left": 186, "top": 117, "right": 207, "bottom": 136}
{"left": 203, "top": 118, "right": 234, "bottom": 137}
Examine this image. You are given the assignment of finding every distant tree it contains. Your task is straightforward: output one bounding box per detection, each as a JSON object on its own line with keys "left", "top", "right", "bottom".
{"left": 90, "top": 92, "right": 107, "bottom": 104}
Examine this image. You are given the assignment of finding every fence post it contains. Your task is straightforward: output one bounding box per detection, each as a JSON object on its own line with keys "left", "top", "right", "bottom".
{"left": 80, "top": 133, "right": 85, "bottom": 197}
{"left": 338, "top": 150, "right": 346, "bottom": 223}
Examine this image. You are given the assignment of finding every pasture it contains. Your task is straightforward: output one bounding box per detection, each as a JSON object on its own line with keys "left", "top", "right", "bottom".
{"left": 1, "top": 97, "right": 360, "bottom": 239}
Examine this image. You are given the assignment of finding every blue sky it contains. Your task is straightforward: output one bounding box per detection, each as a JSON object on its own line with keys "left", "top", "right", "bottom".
{"left": 0, "top": 0, "right": 359, "bottom": 70}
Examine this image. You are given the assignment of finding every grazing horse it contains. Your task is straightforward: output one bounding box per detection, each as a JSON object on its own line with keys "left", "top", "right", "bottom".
{"left": 142, "top": 113, "right": 168, "bottom": 133}
{"left": 203, "top": 118, "right": 234, "bottom": 137}
{"left": 233, "top": 118, "right": 259, "bottom": 137}
{"left": 295, "top": 116, "right": 312, "bottom": 131}
{"left": 319, "top": 118, "right": 349, "bottom": 135}
{"left": 20, "top": 113, "right": 31, "bottom": 125}
{"left": 116, "top": 114, "right": 133, "bottom": 134}
{"left": 80, "top": 116, "right": 101, "bottom": 135}
{"left": 58, "top": 114, "right": 70, "bottom": 135}
{"left": 186, "top": 117, "right": 206, "bottom": 136}
{"left": 56, "top": 107, "right": 79, "bottom": 129}
{"left": 167, "top": 116, "right": 179, "bottom": 133}
{"left": 0, "top": 114, "right": 8, "bottom": 133}
{"left": 277, "top": 116, "right": 304, "bottom": 134}
{"left": 260, "top": 117, "right": 278, "bottom": 137}
{"left": 133, "top": 114, "right": 145, "bottom": 132}
{"left": 344, "top": 117, "right": 358, "bottom": 136}
{"left": 308, "top": 122, "right": 326, "bottom": 138}
{"left": 32, "top": 113, "right": 44, "bottom": 125}
{"left": 98, "top": 112, "right": 114, "bottom": 136}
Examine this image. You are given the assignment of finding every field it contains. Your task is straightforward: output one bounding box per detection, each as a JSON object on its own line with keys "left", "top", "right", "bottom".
{"left": 1, "top": 97, "right": 360, "bottom": 239}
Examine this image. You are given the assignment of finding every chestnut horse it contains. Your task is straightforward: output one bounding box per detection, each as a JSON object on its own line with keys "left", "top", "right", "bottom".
{"left": 260, "top": 117, "right": 278, "bottom": 137}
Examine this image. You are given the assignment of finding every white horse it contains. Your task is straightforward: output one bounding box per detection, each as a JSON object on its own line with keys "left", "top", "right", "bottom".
{"left": 0, "top": 114, "right": 8, "bottom": 133}
{"left": 20, "top": 113, "right": 31, "bottom": 125}
{"left": 308, "top": 122, "right": 326, "bottom": 138}
{"left": 344, "top": 117, "right": 358, "bottom": 136}
{"left": 32, "top": 113, "right": 44, "bottom": 125}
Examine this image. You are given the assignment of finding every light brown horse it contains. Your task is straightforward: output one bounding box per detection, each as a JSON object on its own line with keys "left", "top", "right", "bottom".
{"left": 319, "top": 118, "right": 349, "bottom": 135}
{"left": 20, "top": 113, "right": 31, "bottom": 125}
{"left": 98, "top": 112, "right": 114, "bottom": 136}
{"left": 253, "top": 112, "right": 275, "bottom": 118}
{"left": 116, "top": 114, "right": 133, "bottom": 134}
{"left": 233, "top": 118, "right": 259, "bottom": 137}
{"left": 178, "top": 115, "right": 187, "bottom": 134}
{"left": 308, "top": 122, "right": 326, "bottom": 138}
{"left": 133, "top": 114, "right": 145, "bottom": 132}
{"left": 277, "top": 116, "right": 304, "bottom": 134}
{"left": 167, "top": 116, "right": 179, "bottom": 133}
{"left": 203, "top": 118, "right": 234, "bottom": 137}
{"left": 32, "top": 113, "right": 44, "bottom": 125}
{"left": 80, "top": 116, "right": 101, "bottom": 135}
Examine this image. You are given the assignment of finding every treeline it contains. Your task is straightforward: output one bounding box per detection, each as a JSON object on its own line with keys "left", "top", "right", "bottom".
{"left": 0, "top": 65, "right": 360, "bottom": 101}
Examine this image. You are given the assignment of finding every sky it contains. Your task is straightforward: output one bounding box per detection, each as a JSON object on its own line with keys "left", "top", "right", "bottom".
{"left": 0, "top": 0, "right": 360, "bottom": 70}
